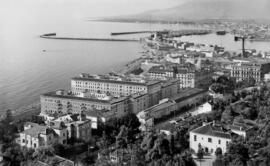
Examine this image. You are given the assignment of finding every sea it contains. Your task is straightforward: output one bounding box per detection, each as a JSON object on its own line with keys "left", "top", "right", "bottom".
{"left": 0, "top": 18, "right": 270, "bottom": 114}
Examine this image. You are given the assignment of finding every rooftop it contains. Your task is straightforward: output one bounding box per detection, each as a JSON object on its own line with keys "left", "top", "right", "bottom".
{"left": 144, "top": 99, "right": 176, "bottom": 114}
{"left": 22, "top": 125, "right": 54, "bottom": 138}
{"left": 72, "top": 74, "right": 160, "bottom": 86}
{"left": 191, "top": 122, "right": 231, "bottom": 139}
{"left": 148, "top": 65, "right": 195, "bottom": 74}
{"left": 42, "top": 91, "right": 128, "bottom": 104}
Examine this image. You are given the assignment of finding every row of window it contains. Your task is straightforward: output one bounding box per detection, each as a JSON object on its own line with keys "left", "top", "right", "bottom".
{"left": 194, "top": 135, "right": 227, "bottom": 145}
{"left": 73, "top": 81, "right": 146, "bottom": 89}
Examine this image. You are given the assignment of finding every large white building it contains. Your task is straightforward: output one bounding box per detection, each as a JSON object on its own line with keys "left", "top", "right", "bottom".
{"left": 190, "top": 122, "right": 231, "bottom": 155}
{"left": 71, "top": 74, "right": 163, "bottom": 107}
{"left": 40, "top": 90, "right": 130, "bottom": 118}
{"left": 71, "top": 74, "right": 160, "bottom": 97}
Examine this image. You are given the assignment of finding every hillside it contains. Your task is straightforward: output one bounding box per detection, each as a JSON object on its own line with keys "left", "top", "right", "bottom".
{"left": 109, "top": 0, "right": 270, "bottom": 22}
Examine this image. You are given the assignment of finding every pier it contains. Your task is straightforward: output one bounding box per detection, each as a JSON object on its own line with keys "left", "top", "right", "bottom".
{"left": 40, "top": 33, "right": 139, "bottom": 42}
{"left": 110, "top": 31, "right": 152, "bottom": 36}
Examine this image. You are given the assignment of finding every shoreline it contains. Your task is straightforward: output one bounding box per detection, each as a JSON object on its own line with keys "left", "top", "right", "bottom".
{"left": 12, "top": 101, "right": 41, "bottom": 122}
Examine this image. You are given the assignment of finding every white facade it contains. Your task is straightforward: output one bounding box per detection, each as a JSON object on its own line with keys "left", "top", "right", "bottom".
{"left": 190, "top": 131, "right": 231, "bottom": 154}
{"left": 19, "top": 123, "right": 67, "bottom": 149}
{"left": 71, "top": 78, "right": 148, "bottom": 97}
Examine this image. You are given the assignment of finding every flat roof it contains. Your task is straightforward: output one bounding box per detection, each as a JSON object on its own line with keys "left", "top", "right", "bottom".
{"left": 172, "top": 88, "right": 206, "bottom": 103}
{"left": 41, "top": 91, "right": 128, "bottom": 104}
{"left": 72, "top": 77, "right": 160, "bottom": 86}
{"left": 145, "top": 100, "right": 176, "bottom": 113}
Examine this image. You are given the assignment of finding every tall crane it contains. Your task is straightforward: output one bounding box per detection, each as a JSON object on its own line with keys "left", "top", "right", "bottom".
{"left": 234, "top": 35, "right": 247, "bottom": 58}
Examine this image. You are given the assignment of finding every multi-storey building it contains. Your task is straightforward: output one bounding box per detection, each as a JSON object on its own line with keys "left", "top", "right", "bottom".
{"left": 230, "top": 62, "right": 270, "bottom": 83}
{"left": 40, "top": 90, "right": 129, "bottom": 118}
{"left": 54, "top": 114, "right": 92, "bottom": 142}
{"left": 71, "top": 74, "right": 163, "bottom": 107}
{"left": 71, "top": 74, "right": 159, "bottom": 97}
{"left": 19, "top": 122, "right": 68, "bottom": 149}
{"left": 148, "top": 65, "right": 195, "bottom": 88}
{"left": 137, "top": 99, "right": 177, "bottom": 131}
{"left": 161, "top": 79, "right": 179, "bottom": 98}
{"left": 129, "top": 92, "right": 149, "bottom": 114}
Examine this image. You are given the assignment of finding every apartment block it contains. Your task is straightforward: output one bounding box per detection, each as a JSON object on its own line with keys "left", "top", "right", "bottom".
{"left": 230, "top": 62, "right": 270, "bottom": 83}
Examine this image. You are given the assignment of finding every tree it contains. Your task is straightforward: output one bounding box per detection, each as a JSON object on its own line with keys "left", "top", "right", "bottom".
{"left": 4, "top": 109, "right": 13, "bottom": 123}
{"left": 225, "top": 140, "right": 249, "bottom": 166}
{"left": 210, "top": 83, "right": 225, "bottom": 94}
{"left": 32, "top": 146, "right": 55, "bottom": 162}
{"left": 3, "top": 144, "right": 25, "bottom": 165}
{"left": 170, "top": 134, "right": 175, "bottom": 154}
{"left": 197, "top": 144, "right": 204, "bottom": 166}
{"left": 116, "top": 126, "right": 128, "bottom": 149}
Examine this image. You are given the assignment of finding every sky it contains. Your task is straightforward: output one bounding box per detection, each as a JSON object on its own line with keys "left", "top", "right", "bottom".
{"left": 0, "top": 0, "right": 184, "bottom": 20}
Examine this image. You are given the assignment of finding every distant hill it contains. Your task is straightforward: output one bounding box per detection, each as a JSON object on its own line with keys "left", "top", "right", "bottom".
{"left": 109, "top": 0, "right": 270, "bottom": 22}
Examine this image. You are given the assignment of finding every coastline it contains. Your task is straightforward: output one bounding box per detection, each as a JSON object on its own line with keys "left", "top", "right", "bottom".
{"left": 12, "top": 101, "right": 41, "bottom": 122}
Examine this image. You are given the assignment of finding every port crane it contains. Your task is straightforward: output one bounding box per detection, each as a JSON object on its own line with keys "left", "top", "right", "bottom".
{"left": 234, "top": 35, "right": 247, "bottom": 58}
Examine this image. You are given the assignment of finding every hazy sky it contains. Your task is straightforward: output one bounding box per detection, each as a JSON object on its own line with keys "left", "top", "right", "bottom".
{"left": 0, "top": 0, "right": 184, "bottom": 19}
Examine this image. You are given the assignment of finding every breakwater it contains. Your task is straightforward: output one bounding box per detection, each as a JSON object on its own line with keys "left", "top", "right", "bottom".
{"left": 40, "top": 33, "right": 139, "bottom": 42}
{"left": 111, "top": 31, "right": 152, "bottom": 36}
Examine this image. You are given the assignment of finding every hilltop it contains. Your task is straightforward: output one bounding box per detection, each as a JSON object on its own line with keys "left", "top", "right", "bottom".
{"left": 104, "top": 0, "right": 270, "bottom": 22}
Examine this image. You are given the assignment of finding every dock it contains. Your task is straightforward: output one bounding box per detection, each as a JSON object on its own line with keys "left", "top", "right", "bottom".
{"left": 111, "top": 31, "right": 152, "bottom": 36}
{"left": 40, "top": 33, "right": 139, "bottom": 42}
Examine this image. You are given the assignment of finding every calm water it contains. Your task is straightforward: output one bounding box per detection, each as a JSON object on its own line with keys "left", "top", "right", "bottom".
{"left": 0, "top": 19, "right": 198, "bottom": 113}
{"left": 1, "top": 19, "right": 270, "bottom": 113}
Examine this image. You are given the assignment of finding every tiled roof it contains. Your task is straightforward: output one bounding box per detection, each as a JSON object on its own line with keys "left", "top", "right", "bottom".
{"left": 230, "top": 122, "right": 253, "bottom": 131}
{"left": 49, "top": 121, "right": 66, "bottom": 130}
{"left": 22, "top": 125, "right": 54, "bottom": 138}
{"left": 191, "top": 123, "right": 231, "bottom": 139}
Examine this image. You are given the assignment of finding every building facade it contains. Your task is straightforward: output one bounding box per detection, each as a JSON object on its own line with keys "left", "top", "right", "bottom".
{"left": 71, "top": 74, "right": 160, "bottom": 97}
{"left": 137, "top": 99, "right": 177, "bottom": 131}
{"left": 230, "top": 62, "right": 270, "bottom": 83}
{"left": 19, "top": 122, "right": 67, "bottom": 149}
{"left": 40, "top": 90, "right": 129, "bottom": 118}
{"left": 148, "top": 65, "right": 195, "bottom": 89}
{"left": 54, "top": 114, "right": 92, "bottom": 142}
{"left": 189, "top": 122, "right": 231, "bottom": 155}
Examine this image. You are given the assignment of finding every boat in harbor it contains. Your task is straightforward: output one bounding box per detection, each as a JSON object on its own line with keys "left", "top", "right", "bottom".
{"left": 216, "top": 31, "right": 227, "bottom": 35}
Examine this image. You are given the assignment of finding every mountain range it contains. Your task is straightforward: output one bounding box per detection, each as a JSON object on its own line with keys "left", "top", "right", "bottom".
{"left": 110, "top": 0, "right": 270, "bottom": 22}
